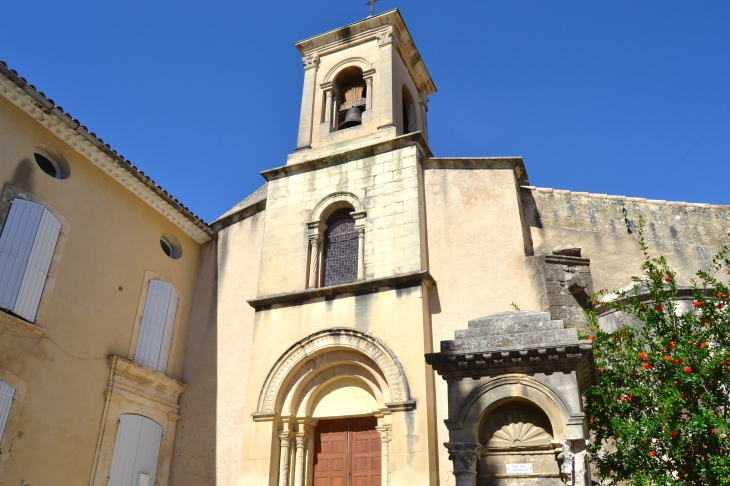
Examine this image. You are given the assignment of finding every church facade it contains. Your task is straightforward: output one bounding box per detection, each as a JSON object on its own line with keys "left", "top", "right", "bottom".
{"left": 0, "top": 9, "right": 728, "bottom": 486}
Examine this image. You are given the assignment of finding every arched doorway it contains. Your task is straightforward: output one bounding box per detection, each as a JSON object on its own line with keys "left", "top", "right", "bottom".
{"left": 257, "top": 329, "right": 413, "bottom": 486}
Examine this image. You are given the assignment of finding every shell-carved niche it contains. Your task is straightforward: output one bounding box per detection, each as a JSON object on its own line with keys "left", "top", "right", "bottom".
{"left": 480, "top": 400, "right": 553, "bottom": 448}
{"left": 477, "top": 400, "right": 561, "bottom": 482}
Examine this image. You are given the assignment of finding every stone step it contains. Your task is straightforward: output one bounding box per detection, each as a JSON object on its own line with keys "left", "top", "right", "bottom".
{"left": 466, "top": 311, "right": 556, "bottom": 332}
{"left": 456, "top": 319, "right": 564, "bottom": 338}
{"left": 441, "top": 328, "right": 579, "bottom": 353}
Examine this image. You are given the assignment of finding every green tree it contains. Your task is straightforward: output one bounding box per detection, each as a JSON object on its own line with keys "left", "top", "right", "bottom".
{"left": 585, "top": 221, "right": 730, "bottom": 485}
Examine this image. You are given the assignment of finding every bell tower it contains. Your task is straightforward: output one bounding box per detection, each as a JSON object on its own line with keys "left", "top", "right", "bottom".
{"left": 290, "top": 9, "right": 436, "bottom": 164}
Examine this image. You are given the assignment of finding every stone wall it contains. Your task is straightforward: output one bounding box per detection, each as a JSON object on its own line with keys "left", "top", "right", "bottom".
{"left": 522, "top": 187, "right": 730, "bottom": 293}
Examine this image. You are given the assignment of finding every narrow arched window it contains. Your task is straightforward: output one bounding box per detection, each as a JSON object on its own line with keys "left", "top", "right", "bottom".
{"left": 322, "top": 209, "right": 358, "bottom": 286}
{"left": 402, "top": 85, "right": 417, "bottom": 134}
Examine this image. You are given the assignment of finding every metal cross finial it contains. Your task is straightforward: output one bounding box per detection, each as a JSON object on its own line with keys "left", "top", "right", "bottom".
{"left": 364, "top": 0, "right": 379, "bottom": 17}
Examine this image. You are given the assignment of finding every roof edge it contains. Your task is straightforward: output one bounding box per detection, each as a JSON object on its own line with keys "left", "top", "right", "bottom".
{"left": 0, "top": 61, "right": 214, "bottom": 244}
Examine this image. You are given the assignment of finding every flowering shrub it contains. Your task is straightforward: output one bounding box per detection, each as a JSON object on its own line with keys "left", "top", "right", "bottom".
{"left": 585, "top": 220, "right": 730, "bottom": 485}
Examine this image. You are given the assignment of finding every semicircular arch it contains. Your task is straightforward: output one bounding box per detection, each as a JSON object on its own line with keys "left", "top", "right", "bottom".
{"left": 257, "top": 328, "right": 413, "bottom": 415}
{"left": 323, "top": 57, "right": 374, "bottom": 83}
{"left": 449, "top": 374, "right": 584, "bottom": 442}
{"left": 310, "top": 192, "right": 364, "bottom": 222}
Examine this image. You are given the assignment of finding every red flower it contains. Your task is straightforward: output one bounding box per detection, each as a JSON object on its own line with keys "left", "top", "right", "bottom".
{"left": 681, "top": 393, "right": 688, "bottom": 400}
{"left": 665, "top": 276, "right": 671, "bottom": 282}
{"left": 589, "top": 335, "right": 594, "bottom": 340}
{"left": 665, "top": 355, "right": 672, "bottom": 362}
{"left": 642, "top": 362, "right": 652, "bottom": 370}
{"left": 649, "top": 451, "right": 656, "bottom": 457}
{"left": 699, "top": 341, "right": 707, "bottom": 349}
{"left": 590, "top": 417, "right": 594, "bottom": 423}
{"left": 719, "top": 292, "right": 724, "bottom": 298}
{"left": 597, "top": 366, "right": 603, "bottom": 372}
{"left": 670, "top": 431, "right": 677, "bottom": 438}
{"left": 638, "top": 352, "right": 648, "bottom": 360}
{"left": 668, "top": 342, "right": 675, "bottom": 349}
{"left": 694, "top": 300, "right": 703, "bottom": 308}
{"left": 726, "top": 297, "right": 730, "bottom": 302}
{"left": 655, "top": 304, "right": 663, "bottom": 312}
{"left": 606, "top": 468, "right": 611, "bottom": 473}
{"left": 717, "top": 304, "right": 725, "bottom": 310}
{"left": 673, "top": 380, "right": 678, "bottom": 386}
{"left": 684, "top": 366, "right": 692, "bottom": 373}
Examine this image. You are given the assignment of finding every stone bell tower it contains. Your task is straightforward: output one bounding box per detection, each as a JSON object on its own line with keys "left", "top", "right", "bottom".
{"left": 290, "top": 9, "right": 436, "bottom": 162}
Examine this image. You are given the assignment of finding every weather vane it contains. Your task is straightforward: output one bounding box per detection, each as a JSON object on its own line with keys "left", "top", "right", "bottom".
{"left": 364, "top": 0, "right": 379, "bottom": 17}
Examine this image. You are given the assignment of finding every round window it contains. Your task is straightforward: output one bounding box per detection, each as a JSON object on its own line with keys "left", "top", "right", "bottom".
{"left": 34, "top": 147, "right": 70, "bottom": 179}
{"left": 34, "top": 152, "right": 60, "bottom": 178}
{"left": 160, "top": 233, "right": 182, "bottom": 259}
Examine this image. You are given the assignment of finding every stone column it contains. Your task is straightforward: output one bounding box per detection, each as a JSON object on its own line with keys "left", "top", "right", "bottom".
{"left": 418, "top": 91, "right": 429, "bottom": 140}
{"left": 296, "top": 53, "right": 319, "bottom": 150}
{"left": 278, "top": 432, "right": 293, "bottom": 486}
{"left": 572, "top": 440, "right": 589, "bottom": 486}
{"left": 445, "top": 442, "right": 481, "bottom": 486}
{"left": 376, "top": 425, "right": 392, "bottom": 486}
{"left": 324, "top": 90, "right": 333, "bottom": 126}
{"left": 293, "top": 434, "right": 309, "bottom": 486}
{"left": 376, "top": 28, "right": 397, "bottom": 130}
{"left": 352, "top": 211, "right": 366, "bottom": 281}
{"left": 364, "top": 74, "right": 374, "bottom": 111}
{"left": 308, "top": 238, "right": 321, "bottom": 288}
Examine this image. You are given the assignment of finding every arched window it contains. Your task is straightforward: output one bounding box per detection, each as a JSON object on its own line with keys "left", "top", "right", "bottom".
{"left": 322, "top": 208, "right": 358, "bottom": 286}
{"left": 402, "top": 85, "right": 417, "bottom": 134}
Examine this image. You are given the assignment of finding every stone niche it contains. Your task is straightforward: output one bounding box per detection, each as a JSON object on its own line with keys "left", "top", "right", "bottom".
{"left": 478, "top": 400, "right": 561, "bottom": 486}
{"left": 426, "top": 311, "right": 594, "bottom": 486}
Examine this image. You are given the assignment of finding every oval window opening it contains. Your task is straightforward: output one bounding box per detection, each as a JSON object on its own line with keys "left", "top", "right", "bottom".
{"left": 160, "top": 233, "right": 182, "bottom": 259}
{"left": 34, "top": 152, "right": 59, "bottom": 178}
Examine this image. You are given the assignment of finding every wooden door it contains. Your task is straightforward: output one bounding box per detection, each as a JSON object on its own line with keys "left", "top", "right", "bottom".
{"left": 350, "top": 417, "right": 381, "bottom": 486}
{"left": 314, "top": 417, "right": 381, "bottom": 486}
{"left": 314, "top": 419, "right": 348, "bottom": 486}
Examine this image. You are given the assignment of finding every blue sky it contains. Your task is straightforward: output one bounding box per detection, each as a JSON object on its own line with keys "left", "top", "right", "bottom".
{"left": 2, "top": 1, "right": 728, "bottom": 222}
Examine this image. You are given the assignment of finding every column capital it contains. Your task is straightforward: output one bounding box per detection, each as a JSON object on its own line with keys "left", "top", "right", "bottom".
{"left": 295, "top": 433, "right": 310, "bottom": 448}
{"left": 279, "top": 431, "right": 293, "bottom": 446}
{"left": 444, "top": 442, "right": 481, "bottom": 474}
{"left": 376, "top": 28, "right": 398, "bottom": 47}
{"left": 302, "top": 53, "right": 319, "bottom": 70}
{"left": 375, "top": 425, "right": 392, "bottom": 442}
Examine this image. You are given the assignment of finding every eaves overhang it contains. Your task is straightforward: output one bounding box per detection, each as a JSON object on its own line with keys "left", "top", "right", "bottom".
{"left": 0, "top": 61, "right": 215, "bottom": 244}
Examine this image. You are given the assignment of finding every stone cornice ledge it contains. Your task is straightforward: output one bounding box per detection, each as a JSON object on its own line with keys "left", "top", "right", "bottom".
{"left": 264, "top": 132, "right": 433, "bottom": 182}
{"left": 248, "top": 270, "right": 435, "bottom": 309}
{"left": 423, "top": 157, "right": 528, "bottom": 185}
{"left": 108, "top": 355, "right": 187, "bottom": 405}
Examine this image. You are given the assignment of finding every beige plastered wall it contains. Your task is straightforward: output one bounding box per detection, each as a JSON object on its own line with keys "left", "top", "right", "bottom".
{"left": 239, "top": 285, "right": 437, "bottom": 486}
{"left": 0, "top": 95, "right": 200, "bottom": 484}
{"left": 522, "top": 187, "right": 730, "bottom": 292}
{"left": 423, "top": 166, "right": 541, "bottom": 486}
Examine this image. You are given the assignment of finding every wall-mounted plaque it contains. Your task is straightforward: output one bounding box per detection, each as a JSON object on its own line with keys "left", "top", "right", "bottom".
{"left": 506, "top": 463, "right": 533, "bottom": 474}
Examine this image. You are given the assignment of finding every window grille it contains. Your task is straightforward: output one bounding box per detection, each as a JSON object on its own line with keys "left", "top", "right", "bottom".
{"left": 322, "top": 209, "right": 358, "bottom": 286}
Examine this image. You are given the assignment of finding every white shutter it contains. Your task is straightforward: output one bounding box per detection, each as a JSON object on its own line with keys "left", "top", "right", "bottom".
{"left": 0, "top": 381, "right": 15, "bottom": 441}
{"left": 0, "top": 199, "right": 44, "bottom": 312}
{"left": 135, "top": 280, "right": 177, "bottom": 372}
{"left": 108, "top": 414, "right": 162, "bottom": 486}
{"left": 157, "top": 287, "right": 178, "bottom": 374}
{"left": 13, "top": 206, "right": 60, "bottom": 321}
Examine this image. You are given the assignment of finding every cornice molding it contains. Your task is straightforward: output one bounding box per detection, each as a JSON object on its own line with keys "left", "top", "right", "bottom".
{"left": 0, "top": 69, "right": 213, "bottom": 244}
{"left": 108, "top": 355, "right": 186, "bottom": 407}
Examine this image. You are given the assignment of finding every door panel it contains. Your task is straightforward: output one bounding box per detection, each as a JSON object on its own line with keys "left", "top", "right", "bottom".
{"left": 314, "top": 417, "right": 381, "bottom": 486}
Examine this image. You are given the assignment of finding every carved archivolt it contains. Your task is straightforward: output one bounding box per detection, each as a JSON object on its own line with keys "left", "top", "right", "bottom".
{"left": 257, "top": 328, "right": 413, "bottom": 415}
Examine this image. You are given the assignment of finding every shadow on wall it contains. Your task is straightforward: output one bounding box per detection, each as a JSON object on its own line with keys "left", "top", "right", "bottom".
{"left": 10, "top": 159, "right": 35, "bottom": 194}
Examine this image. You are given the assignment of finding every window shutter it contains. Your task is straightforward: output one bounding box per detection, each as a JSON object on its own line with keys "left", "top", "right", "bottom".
{"left": 108, "top": 415, "right": 162, "bottom": 486}
{"left": 0, "top": 199, "right": 44, "bottom": 312}
{"left": 0, "top": 381, "right": 15, "bottom": 441}
{"left": 13, "top": 206, "right": 61, "bottom": 321}
{"left": 134, "top": 280, "right": 177, "bottom": 372}
{"left": 157, "top": 287, "right": 178, "bottom": 374}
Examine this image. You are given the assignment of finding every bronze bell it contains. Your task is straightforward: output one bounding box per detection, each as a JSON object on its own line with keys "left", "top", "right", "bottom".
{"left": 338, "top": 107, "right": 362, "bottom": 130}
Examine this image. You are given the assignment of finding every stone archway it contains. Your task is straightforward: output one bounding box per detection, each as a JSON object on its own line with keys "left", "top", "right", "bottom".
{"left": 256, "top": 328, "right": 414, "bottom": 486}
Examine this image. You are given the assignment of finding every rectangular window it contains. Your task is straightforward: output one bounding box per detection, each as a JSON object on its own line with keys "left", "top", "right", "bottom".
{"left": 0, "top": 381, "right": 15, "bottom": 441}
{"left": 0, "top": 199, "right": 60, "bottom": 322}
{"left": 134, "top": 280, "right": 178, "bottom": 374}
{"left": 108, "top": 414, "right": 162, "bottom": 486}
